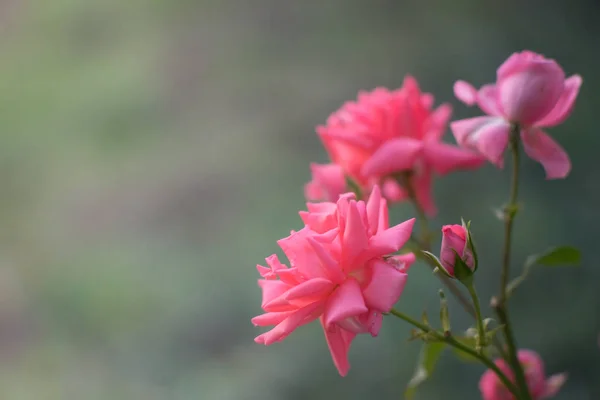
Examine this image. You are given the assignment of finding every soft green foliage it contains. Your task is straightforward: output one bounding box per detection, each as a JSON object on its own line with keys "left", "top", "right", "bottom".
{"left": 525, "top": 246, "right": 581, "bottom": 268}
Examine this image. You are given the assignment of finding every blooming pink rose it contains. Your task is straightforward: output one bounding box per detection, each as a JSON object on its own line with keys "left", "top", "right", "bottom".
{"left": 304, "top": 163, "right": 347, "bottom": 202}
{"left": 314, "top": 75, "right": 484, "bottom": 216}
{"left": 252, "top": 186, "right": 416, "bottom": 376}
{"left": 479, "top": 349, "right": 567, "bottom": 400}
{"left": 451, "top": 50, "right": 582, "bottom": 179}
{"left": 439, "top": 224, "right": 475, "bottom": 276}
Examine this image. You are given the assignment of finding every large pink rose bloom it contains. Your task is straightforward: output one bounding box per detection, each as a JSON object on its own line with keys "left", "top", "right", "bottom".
{"left": 451, "top": 51, "right": 582, "bottom": 179}
{"left": 252, "top": 186, "right": 416, "bottom": 376}
{"left": 479, "top": 349, "right": 567, "bottom": 400}
{"left": 312, "top": 75, "right": 484, "bottom": 216}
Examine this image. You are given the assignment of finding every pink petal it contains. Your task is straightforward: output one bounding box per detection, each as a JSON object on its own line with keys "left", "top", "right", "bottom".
{"left": 283, "top": 278, "right": 334, "bottom": 304}
{"left": 454, "top": 80, "right": 478, "bottom": 105}
{"left": 377, "top": 192, "right": 391, "bottom": 233}
{"left": 479, "top": 368, "right": 507, "bottom": 400}
{"left": 477, "top": 84, "right": 502, "bottom": 116}
{"left": 258, "top": 279, "right": 292, "bottom": 311}
{"left": 425, "top": 103, "right": 453, "bottom": 141}
{"left": 423, "top": 142, "right": 485, "bottom": 175}
{"left": 413, "top": 171, "right": 437, "bottom": 217}
{"left": 498, "top": 61, "right": 565, "bottom": 125}
{"left": 252, "top": 311, "right": 293, "bottom": 327}
{"left": 542, "top": 373, "right": 567, "bottom": 399}
{"left": 342, "top": 200, "right": 369, "bottom": 266}
{"left": 366, "top": 185, "right": 382, "bottom": 234}
{"left": 368, "top": 218, "right": 415, "bottom": 256}
{"left": 307, "top": 236, "right": 346, "bottom": 284}
{"left": 535, "top": 75, "right": 583, "bottom": 128}
{"left": 277, "top": 228, "right": 327, "bottom": 279}
{"left": 381, "top": 178, "right": 407, "bottom": 205}
{"left": 361, "top": 259, "right": 408, "bottom": 312}
{"left": 304, "top": 163, "right": 347, "bottom": 202}
{"left": 389, "top": 253, "right": 417, "bottom": 273}
{"left": 323, "top": 279, "right": 368, "bottom": 329}
{"left": 256, "top": 264, "right": 273, "bottom": 278}
{"left": 297, "top": 212, "right": 337, "bottom": 235}
{"left": 361, "top": 138, "right": 424, "bottom": 177}
{"left": 255, "top": 303, "right": 322, "bottom": 345}
{"left": 450, "top": 117, "right": 511, "bottom": 167}
{"left": 321, "top": 317, "right": 356, "bottom": 377}
{"left": 521, "top": 128, "right": 571, "bottom": 179}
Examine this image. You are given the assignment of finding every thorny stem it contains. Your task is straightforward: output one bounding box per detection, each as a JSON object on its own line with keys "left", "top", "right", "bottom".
{"left": 495, "top": 124, "right": 532, "bottom": 400}
{"left": 388, "top": 308, "right": 520, "bottom": 399}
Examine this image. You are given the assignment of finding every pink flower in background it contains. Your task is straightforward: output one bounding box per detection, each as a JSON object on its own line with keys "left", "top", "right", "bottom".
{"left": 451, "top": 50, "right": 582, "bottom": 179}
{"left": 252, "top": 186, "right": 416, "bottom": 376}
{"left": 304, "top": 163, "right": 347, "bottom": 202}
{"left": 439, "top": 224, "right": 475, "bottom": 276}
{"left": 312, "top": 75, "right": 484, "bottom": 216}
{"left": 479, "top": 349, "right": 567, "bottom": 400}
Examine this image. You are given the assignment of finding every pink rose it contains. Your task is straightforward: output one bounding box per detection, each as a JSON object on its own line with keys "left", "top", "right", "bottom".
{"left": 252, "top": 186, "right": 416, "bottom": 376}
{"left": 451, "top": 50, "right": 582, "bottom": 179}
{"left": 313, "top": 76, "right": 484, "bottom": 215}
{"left": 304, "top": 163, "right": 347, "bottom": 202}
{"left": 439, "top": 224, "right": 475, "bottom": 277}
{"left": 479, "top": 349, "right": 567, "bottom": 400}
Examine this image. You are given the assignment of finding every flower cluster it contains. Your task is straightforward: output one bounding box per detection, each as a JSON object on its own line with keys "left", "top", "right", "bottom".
{"left": 253, "top": 50, "right": 581, "bottom": 399}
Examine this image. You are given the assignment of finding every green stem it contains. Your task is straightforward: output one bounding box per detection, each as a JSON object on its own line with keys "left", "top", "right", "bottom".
{"left": 500, "top": 124, "right": 521, "bottom": 304}
{"left": 400, "top": 172, "right": 508, "bottom": 361}
{"left": 466, "top": 284, "right": 487, "bottom": 352}
{"left": 493, "top": 302, "right": 532, "bottom": 400}
{"left": 388, "top": 308, "right": 520, "bottom": 399}
{"left": 495, "top": 124, "right": 532, "bottom": 400}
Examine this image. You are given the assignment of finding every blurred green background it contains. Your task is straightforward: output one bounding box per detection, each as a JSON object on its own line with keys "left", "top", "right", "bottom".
{"left": 0, "top": 0, "right": 598, "bottom": 399}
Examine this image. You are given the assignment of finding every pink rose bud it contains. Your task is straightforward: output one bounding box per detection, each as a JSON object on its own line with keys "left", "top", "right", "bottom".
{"left": 451, "top": 50, "right": 582, "bottom": 179}
{"left": 440, "top": 224, "right": 475, "bottom": 277}
{"left": 479, "top": 349, "right": 567, "bottom": 400}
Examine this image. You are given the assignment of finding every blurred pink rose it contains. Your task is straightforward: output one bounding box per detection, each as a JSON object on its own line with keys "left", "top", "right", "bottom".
{"left": 304, "top": 163, "right": 347, "bottom": 202}
{"left": 312, "top": 76, "right": 484, "bottom": 215}
{"left": 451, "top": 50, "right": 582, "bottom": 179}
{"left": 440, "top": 224, "right": 475, "bottom": 277}
{"left": 479, "top": 349, "right": 567, "bottom": 400}
{"left": 252, "top": 186, "right": 416, "bottom": 376}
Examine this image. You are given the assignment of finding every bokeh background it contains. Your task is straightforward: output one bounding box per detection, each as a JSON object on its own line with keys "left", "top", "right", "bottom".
{"left": 0, "top": 0, "right": 598, "bottom": 399}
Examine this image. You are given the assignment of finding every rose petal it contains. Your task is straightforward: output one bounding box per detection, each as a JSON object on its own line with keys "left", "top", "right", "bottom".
{"left": 323, "top": 279, "right": 368, "bottom": 329}
{"left": 454, "top": 80, "right": 478, "bottom": 105}
{"left": 450, "top": 117, "right": 511, "bottom": 167}
{"left": 423, "top": 142, "right": 485, "bottom": 175}
{"left": 367, "top": 218, "right": 415, "bottom": 256}
{"left": 321, "top": 317, "right": 356, "bottom": 377}
{"left": 521, "top": 128, "right": 571, "bottom": 179}
{"left": 535, "top": 74, "right": 583, "bottom": 128}
{"left": 361, "top": 138, "right": 424, "bottom": 177}
{"left": 361, "top": 259, "right": 408, "bottom": 312}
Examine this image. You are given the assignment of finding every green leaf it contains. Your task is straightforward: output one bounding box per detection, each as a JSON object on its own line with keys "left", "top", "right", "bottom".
{"left": 405, "top": 342, "right": 446, "bottom": 399}
{"left": 526, "top": 246, "right": 581, "bottom": 268}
